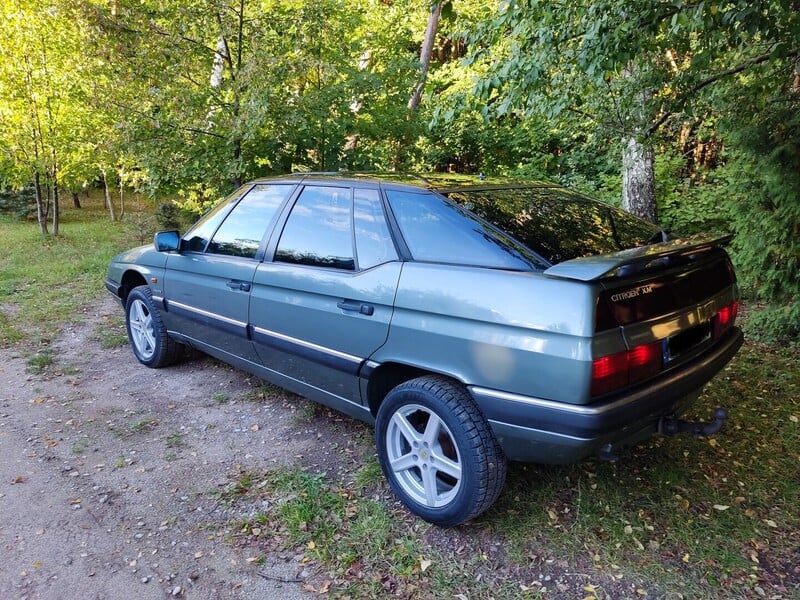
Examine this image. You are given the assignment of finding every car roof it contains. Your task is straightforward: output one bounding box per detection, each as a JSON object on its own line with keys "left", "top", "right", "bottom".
{"left": 249, "top": 171, "right": 557, "bottom": 192}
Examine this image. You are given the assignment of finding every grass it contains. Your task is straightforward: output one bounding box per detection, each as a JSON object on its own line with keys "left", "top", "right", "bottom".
{"left": 212, "top": 392, "right": 229, "bottom": 404}
{"left": 26, "top": 349, "right": 55, "bottom": 374}
{"left": 0, "top": 192, "right": 152, "bottom": 348}
{"left": 165, "top": 431, "right": 184, "bottom": 448}
{"left": 71, "top": 436, "right": 90, "bottom": 454}
{"left": 129, "top": 418, "right": 158, "bottom": 434}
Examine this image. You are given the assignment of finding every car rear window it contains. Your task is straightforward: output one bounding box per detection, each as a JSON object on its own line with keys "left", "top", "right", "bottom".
{"left": 385, "top": 190, "right": 547, "bottom": 270}
{"left": 443, "top": 187, "right": 661, "bottom": 264}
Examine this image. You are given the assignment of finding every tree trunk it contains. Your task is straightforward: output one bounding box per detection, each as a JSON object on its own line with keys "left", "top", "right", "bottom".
{"left": 102, "top": 170, "right": 116, "bottom": 222}
{"left": 119, "top": 172, "right": 125, "bottom": 219}
{"left": 34, "top": 171, "right": 49, "bottom": 235}
{"left": 72, "top": 191, "right": 81, "bottom": 209}
{"left": 50, "top": 159, "right": 59, "bottom": 236}
{"left": 622, "top": 137, "right": 657, "bottom": 223}
{"left": 408, "top": 3, "right": 442, "bottom": 111}
{"left": 51, "top": 180, "right": 60, "bottom": 236}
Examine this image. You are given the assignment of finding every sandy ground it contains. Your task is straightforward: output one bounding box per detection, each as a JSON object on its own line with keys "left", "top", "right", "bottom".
{"left": 0, "top": 296, "right": 346, "bottom": 600}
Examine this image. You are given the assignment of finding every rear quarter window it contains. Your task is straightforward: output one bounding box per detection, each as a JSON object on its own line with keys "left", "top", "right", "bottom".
{"left": 445, "top": 187, "right": 660, "bottom": 264}
{"left": 385, "top": 190, "right": 545, "bottom": 270}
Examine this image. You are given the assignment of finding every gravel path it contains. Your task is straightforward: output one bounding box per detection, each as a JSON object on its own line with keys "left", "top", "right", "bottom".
{"left": 0, "top": 296, "right": 325, "bottom": 600}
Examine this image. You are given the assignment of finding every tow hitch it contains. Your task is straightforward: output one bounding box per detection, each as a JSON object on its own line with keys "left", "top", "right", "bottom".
{"left": 660, "top": 407, "right": 729, "bottom": 438}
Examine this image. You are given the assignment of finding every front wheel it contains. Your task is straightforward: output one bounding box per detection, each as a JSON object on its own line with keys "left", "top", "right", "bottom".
{"left": 125, "top": 285, "right": 180, "bottom": 368}
{"left": 375, "top": 376, "right": 507, "bottom": 527}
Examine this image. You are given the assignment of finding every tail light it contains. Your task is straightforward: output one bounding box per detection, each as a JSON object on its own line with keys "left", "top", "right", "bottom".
{"left": 591, "top": 341, "right": 662, "bottom": 397}
{"left": 712, "top": 300, "right": 739, "bottom": 339}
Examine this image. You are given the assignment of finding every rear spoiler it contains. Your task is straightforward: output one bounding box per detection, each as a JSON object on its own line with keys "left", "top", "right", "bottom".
{"left": 543, "top": 233, "right": 733, "bottom": 282}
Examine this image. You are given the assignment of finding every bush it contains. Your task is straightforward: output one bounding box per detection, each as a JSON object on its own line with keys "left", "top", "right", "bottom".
{"left": 719, "top": 104, "right": 800, "bottom": 344}
{"left": 0, "top": 184, "right": 36, "bottom": 219}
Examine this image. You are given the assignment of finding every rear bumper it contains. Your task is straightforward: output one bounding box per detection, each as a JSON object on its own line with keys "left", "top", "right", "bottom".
{"left": 470, "top": 327, "right": 743, "bottom": 463}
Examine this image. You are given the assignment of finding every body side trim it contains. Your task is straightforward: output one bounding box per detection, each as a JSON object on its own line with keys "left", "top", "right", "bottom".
{"left": 251, "top": 326, "right": 364, "bottom": 376}
{"left": 166, "top": 300, "right": 249, "bottom": 338}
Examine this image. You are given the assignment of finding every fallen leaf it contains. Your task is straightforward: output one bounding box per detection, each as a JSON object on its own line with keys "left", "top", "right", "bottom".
{"left": 682, "top": 553, "right": 690, "bottom": 563}
{"left": 319, "top": 580, "right": 332, "bottom": 593}
{"left": 419, "top": 558, "right": 432, "bottom": 572}
{"left": 764, "top": 519, "right": 778, "bottom": 528}
{"left": 13, "top": 476, "right": 25, "bottom": 484}
{"left": 713, "top": 505, "right": 730, "bottom": 511}
{"left": 306, "top": 540, "right": 316, "bottom": 550}
{"left": 32, "top": 561, "right": 42, "bottom": 568}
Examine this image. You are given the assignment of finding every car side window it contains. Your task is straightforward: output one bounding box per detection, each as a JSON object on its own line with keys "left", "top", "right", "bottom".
{"left": 206, "top": 185, "right": 292, "bottom": 258}
{"left": 275, "top": 186, "right": 356, "bottom": 270}
{"left": 386, "top": 190, "right": 542, "bottom": 270}
{"left": 353, "top": 188, "right": 398, "bottom": 269}
{"left": 182, "top": 186, "right": 249, "bottom": 253}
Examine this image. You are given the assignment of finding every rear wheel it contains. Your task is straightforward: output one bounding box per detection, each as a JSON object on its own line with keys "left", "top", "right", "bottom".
{"left": 125, "top": 285, "right": 181, "bottom": 368}
{"left": 375, "top": 375, "right": 507, "bottom": 527}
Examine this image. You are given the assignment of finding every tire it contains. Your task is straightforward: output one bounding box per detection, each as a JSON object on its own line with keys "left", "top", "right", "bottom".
{"left": 125, "top": 285, "right": 181, "bottom": 368}
{"left": 375, "top": 375, "right": 507, "bottom": 527}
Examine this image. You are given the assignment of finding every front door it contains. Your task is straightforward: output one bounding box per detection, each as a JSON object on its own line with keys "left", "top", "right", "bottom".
{"left": 162, "top": 184, "right": 294, "bottom": 364}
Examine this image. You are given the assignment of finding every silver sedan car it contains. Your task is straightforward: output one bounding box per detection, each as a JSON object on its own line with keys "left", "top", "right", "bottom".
{"left": 106, "top": 173, "right": 743, "bottom": 526}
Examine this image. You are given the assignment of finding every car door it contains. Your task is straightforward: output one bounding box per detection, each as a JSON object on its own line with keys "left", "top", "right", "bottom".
{"left": 250, "top": 184, "right": 401, "bottom": 408}
{"left": 162, "top": 184, "right": 294, "bottom": 364}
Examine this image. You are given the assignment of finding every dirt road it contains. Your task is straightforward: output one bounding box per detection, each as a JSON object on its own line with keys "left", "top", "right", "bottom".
{"left": 0, "top": 296, "right": 342, "bottom": 599}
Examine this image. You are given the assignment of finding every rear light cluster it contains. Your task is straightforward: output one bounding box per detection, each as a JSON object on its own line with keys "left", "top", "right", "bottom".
{"left": 712, "top": 300, "right": 739, "bottom": 339}
{"left": 591, "top": 341, "right": 662, "bottom": 397}
{"left": 591, "top": 300, "right": 738, "bottom": 398}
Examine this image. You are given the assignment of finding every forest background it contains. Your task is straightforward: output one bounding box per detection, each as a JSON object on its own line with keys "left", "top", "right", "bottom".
{"left": 1, "top": 0, "right": 798, "bottom": 342}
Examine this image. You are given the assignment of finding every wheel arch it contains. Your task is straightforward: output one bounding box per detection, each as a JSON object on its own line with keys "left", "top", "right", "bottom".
{"left": 365, "top": 362, "right": 468, "bottom": 418}
{"left": 119, "top": 270, "right": 148, "bottom": 303}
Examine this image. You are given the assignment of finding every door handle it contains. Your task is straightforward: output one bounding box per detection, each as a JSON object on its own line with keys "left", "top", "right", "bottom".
{"left": 337, "top": 300, "right": 374, "bottom": 316}
{"left": 226, "top": 280, "right": 251, "bottom": 292}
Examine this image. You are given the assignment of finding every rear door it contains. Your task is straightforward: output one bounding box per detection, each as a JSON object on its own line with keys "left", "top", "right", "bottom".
{"left": 162, "top": 184, "right": 293, "bottom": 363}
{"left": 249, "top": 184, "right": 401, "bottom": 405}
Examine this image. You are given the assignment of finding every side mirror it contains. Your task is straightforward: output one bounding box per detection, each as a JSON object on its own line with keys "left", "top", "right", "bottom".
{"left": 154, "top": 230, "right": 181, "bottom": 252}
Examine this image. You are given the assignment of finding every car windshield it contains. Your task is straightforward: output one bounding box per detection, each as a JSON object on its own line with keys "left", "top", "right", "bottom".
{"left": 385, "top": 190, "right": 548, "bottom": 271}
{"left": 443, "top": 186, "right": 662, "bottom": 264}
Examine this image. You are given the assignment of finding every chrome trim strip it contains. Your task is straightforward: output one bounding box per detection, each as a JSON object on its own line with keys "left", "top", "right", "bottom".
{"left": 470, "top": 386, "right": 618, "bottom": 416}
{"left": 152, "top": 295, "right": 164, "bottom": 303}
{"left": 168, "top": 300, "right": 247, "bottom": 329}
{"left": 252, "top": 326, "right": 362, "bottom": 366}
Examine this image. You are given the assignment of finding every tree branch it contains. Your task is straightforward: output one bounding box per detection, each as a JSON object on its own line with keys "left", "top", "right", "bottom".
{"left": 103, "top": 99, "right": 227, "bottom": 139}
{"left": 645, "top": 50, "right": 791, "bottom": 138}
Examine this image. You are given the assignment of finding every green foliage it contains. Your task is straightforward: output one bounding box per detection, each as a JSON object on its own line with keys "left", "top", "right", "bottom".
{"left": 0, "top": 184, "right": 36, "bottom": 219}
{"left": 155, "top": 201, "right": 197, "bottom": 232}
{"left": 655, "top": 154, "right": 727, "bottom": 236}
{"left": 717, "top": 104, "right": 800, "bottom": 343}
